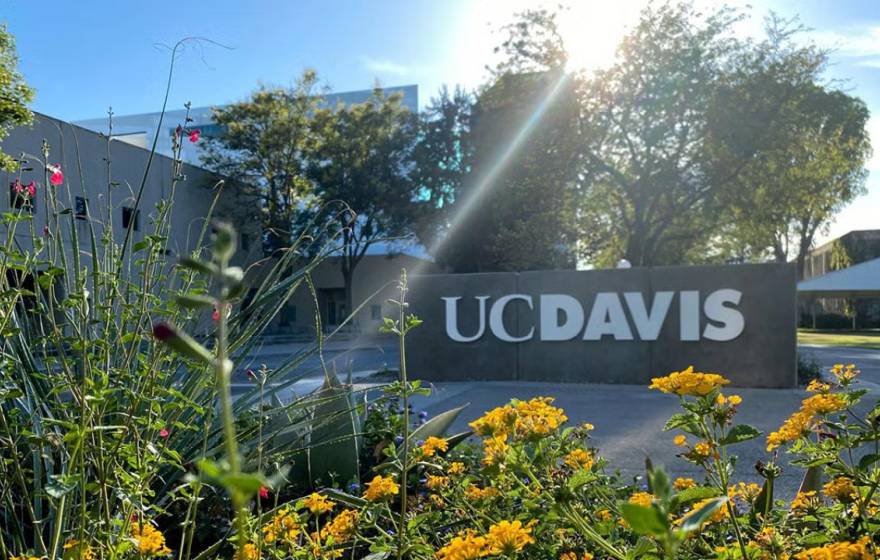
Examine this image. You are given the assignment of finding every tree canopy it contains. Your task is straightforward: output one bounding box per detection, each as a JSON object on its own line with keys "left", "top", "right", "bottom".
{"left": 0, "top": 24, "right": 34, "bottom": 171}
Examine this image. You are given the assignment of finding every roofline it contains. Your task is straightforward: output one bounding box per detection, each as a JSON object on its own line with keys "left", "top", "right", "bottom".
{"left": 72, "top": 84, "right": 421, "bottom": 122}
{"left": 32, "top": 110, "right": 221, "bottom": 177}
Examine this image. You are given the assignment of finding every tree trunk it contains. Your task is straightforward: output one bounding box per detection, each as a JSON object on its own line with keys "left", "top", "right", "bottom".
{"left": 342, "top": 265, "right": 354, "bottom": 331}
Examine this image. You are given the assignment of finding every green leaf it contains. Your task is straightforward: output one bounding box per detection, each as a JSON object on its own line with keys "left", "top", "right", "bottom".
{"left": 679, "top": 497, "right": 728, "bottom": 533}
{"left": 719, "top": 424, "right": 762, "bottom": 446}
{"left": 176, "top": 293, "right": 216, "bottom": 309}
{"left": 663, "top": 413, "right": 701, "bottom": 434}
{"left": 859, "top": 454, "right": 880, "bottom": 470}
{"left": 672, "top": 486, "right": 720, "bottom": 508}
{"left": 620, "top": 503, "right": 668, "bottom": 537}
{"left": 408, "top": 405, "right": 468, "bottom": 445}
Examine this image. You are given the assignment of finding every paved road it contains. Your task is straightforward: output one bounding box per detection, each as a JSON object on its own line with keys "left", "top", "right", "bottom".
{"left": 799, "top": 344, "right": 880, "bottom": 390}
{"left": 237, "top": 341, "right": 879, "bottom": 497}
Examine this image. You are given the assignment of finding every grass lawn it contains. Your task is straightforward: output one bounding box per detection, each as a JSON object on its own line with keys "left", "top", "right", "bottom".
{"left": 798, "top": 329, "right": 880, "bottom": 349}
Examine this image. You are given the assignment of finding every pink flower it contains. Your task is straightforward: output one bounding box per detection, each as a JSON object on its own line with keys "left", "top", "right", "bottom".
{"left": 212, "top": 307, "right": 220, "bottom": 322}
{"left": 246, "top": 368, "right": 256, "bottom": 380}
{"left": 158, "top": 428, "right": 170, "bottom": 438}
{"left": 43, "top": 225, "right": 49, "bottom": 237}
{"left": 26, "top": 182, "right": 36, "bottom": 197}
{"left": 47, "top": 164, "right": 63, "bottom": 186}
{"left": 259, "top": 486, "right": 269, "bottom": 499}
{"left": 188, "top": 129, "right": 201, "bottom": 143}
{"left": 11, "top": 179, "right": 22, "bottom": 193}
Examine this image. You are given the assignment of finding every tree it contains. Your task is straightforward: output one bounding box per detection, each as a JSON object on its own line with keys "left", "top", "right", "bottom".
{"left": 0, "top": 24, "right": 34, "bottom": 170}
{"left": 416, "top": 9, "right": 581, "bottom": 272}
{"left": 720, "top": 22, "right": 871, "bottom": 277}
{"left": 410, "top": 86, "right": 474, "bottom": 255}
{"left": 300, "top": 88, "right": 420, "bottom": 316}
{"left": 577, "top": 3, "right": 753, "bottom": 267}
{"left": 201, "top": 71, "right": 322, "bottom": 253}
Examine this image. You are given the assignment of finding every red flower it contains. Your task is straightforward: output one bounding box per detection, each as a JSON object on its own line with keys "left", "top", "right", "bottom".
{"left": 47, "top": 164, "right": 63, "bottom": 186}
{"left": 212, "top": 307, "right": 220, "bottom": 322}
{"left": 11, "top": 179, "right": 22, "bottom": 193}
{"left": 43, "top": 225, "right": 49, "bottom": 237}
{"left": 188, "top": 129, "right": 201, "bottom": 143}
{"left": 259, "top": 486, "right": 269, "bottom": 499}
{"left": 26, "top": 182, "right": 36, "bottom": 197}
{"left": 159, "top": 428, "right": 170, "bottom": 438}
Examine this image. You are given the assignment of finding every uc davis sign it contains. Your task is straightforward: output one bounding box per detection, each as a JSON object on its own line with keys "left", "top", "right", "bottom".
{"left": 406, "top": 263, "right": 797, "bottom": 387}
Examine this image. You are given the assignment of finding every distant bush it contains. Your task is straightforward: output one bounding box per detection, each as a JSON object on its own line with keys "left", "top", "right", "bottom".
{"left": 797, "top": 352, "right": 822, "bottom": 385}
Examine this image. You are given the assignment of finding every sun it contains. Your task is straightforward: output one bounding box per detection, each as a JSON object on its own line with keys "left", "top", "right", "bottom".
{"left": 557, "top": 2, "right": 643, "bottom": 73}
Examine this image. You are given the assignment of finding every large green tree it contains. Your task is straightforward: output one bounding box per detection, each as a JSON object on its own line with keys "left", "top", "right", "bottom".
{"left": 201, "top": 70, "right": 322, "bottom": 253}
{"left": 712, "top": 23, "right": 871, "bottom": 276}
{"left": 0, "top": 24, "right": 34, "bottom": 170}
{"left": 416, "top": 9, "right": 581, "bottom": 272}
{"left": 299, "top": 88, "right": 420, "bottom": 316}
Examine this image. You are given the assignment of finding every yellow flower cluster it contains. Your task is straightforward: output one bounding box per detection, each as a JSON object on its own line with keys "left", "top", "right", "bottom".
{"left": 560, "top": 552, "right": 594, "bottom": 560}
{"left": 236, "top": 543, "right": 259, "bottom": 560}
{"left": 806, "top": 379, "right": 830, "bottom": 393}
{"left": 426, "top": 475, "right": 450, "bottom": 491}
{"left": 628, "top": 492, "right": 654, "bottom": 507}
{"left": 728, "top": 482, "right": 761, "bottom": 501}
{"left": 767, "top": 393, "right": 847, "bottom": 451}
{"left": 793, "top": 536, "right": 873, "bottom": 560}
{"left": 131, "top": 523, "right": 171, "bottom": 557}
{"left": 435, "top": 521, "right": 536, "bottom": 560}
{"left": 303, "top": 492, "right": 334, "bottom": 515}
{"left": 674, "top": 477, "right": 696, "bottom": 491}
{"left": 263, "top": 507, "right": 301, "bottom": 545}
{"left": 448, "top": 461, "right": 466, "bottom": 475}
{"left": 436, "top": 531, "right": 488, "bottom": 560}
{"left": 485, "top": 520, "right": 537, "bottom": 555}
{"left": 464, "top": 484, "right": 500, "bottom": 501}
{"left": 363, "top": 475, "right": 399, "bottom": 502}
{"left": 421, "top": 436, "right": 449, "bottom": 457}
{"left": 677, "top": 497, "right": 729, "bottom": 527}
{"left": 469, "top": 397, "right": 568, "bottom": 441}
{"left": 321, "top": 509, "right": 358, "bottom": 543}
{"left": 716, "top": 394, "right": 742, "bottom": 406}
{"left": 63, "top": 539, "right": 95, "bottom": 560}
{"left": 649, "top": 366, "right": 730, "bottom": 396}
{"left": 481, "top": 435, "right": 510, "bottom": 466}
{"left": 563, "top": 448, "right": 594, "bottom": 470}
{"left": 830, "top": 363, "right": 859, "bottom": 383}
{"left": 790, "top": 491, "right": 819, "bottom": 513}
{"left": 823, "top": 477, "right": 857, "bottom": 502}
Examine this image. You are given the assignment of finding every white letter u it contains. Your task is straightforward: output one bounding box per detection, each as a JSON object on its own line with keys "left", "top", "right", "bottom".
{"left": 443, "top": 296, "right": 489, "bottom": 342}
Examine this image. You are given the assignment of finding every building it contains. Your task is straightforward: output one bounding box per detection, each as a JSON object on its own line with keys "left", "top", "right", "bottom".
{"left": 799, "top": 229, "right": 880, "bottom": 328}
{"left": 73, "top": 84, "right": 419, "bottom": 166}
{"left": 1, "top": 110, "right": 435, "bottom": 337}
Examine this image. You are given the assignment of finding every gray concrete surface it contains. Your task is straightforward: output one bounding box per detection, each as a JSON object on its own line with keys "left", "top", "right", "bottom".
{"left": 239, "top": 339, "right": 878, "bottom": 498}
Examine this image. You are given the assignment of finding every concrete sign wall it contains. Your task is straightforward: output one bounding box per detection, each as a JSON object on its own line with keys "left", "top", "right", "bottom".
{"left": 407, "top": 263, "right": 797, "bottom": 388}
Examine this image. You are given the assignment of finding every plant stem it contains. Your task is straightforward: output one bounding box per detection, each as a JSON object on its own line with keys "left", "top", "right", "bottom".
{"left": 396, "top": 271, "right": 409, "bottom": 560}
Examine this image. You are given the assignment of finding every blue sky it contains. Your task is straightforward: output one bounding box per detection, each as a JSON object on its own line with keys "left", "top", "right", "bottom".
{"left": 3, "top": 0, "right": 880, "bottom": 242}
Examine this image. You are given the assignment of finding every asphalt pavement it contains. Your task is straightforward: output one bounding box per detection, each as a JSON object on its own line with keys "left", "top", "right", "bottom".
{"left": 234, "top": 338, "right": 880, "bottom": 498}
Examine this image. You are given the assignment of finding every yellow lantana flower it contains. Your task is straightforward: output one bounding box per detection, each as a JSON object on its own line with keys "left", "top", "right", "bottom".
{"left": 302, "top": 492, "right": 334, "bottom": 515}
{"left": 421, "top": 436, "right": 449, "bottom": 457}
{"left": 649, "top": 366, "right": 730, "bottom": 396}
{"left": 485, "top": 520, "right": 536, "bottom": 555}
{"left": 564, "top": 448, "right": 594, "bottom": 470}
{"left": 823, "top": 477, "right": 857, "bottom": 502}
{"left": 131, "top": 523, "right": 171, "bottom": 557}
{"left": 363, "top": 475, "right": 399, "bottom": 502}
{"left": 436, "top": 531, "right": 488, "bottom": 560}
{"left": 673, "top": 477, "right": 696, "bottom": 491}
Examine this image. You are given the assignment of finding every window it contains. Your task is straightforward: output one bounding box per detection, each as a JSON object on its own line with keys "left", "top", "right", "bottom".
{"left": 371, "top": 304, "right": 382, "bottom": 321}
{"left": 75, "top": 197, "right": 88, "bottom": 220}
{"left": 122, "top": 207, "right": 140, "bottom": 231}
{"left": 241, "top": 232, "right": 250, "bottom": 251}
{"left": 9, "top": 181, "right": 34, "bottom": 212}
